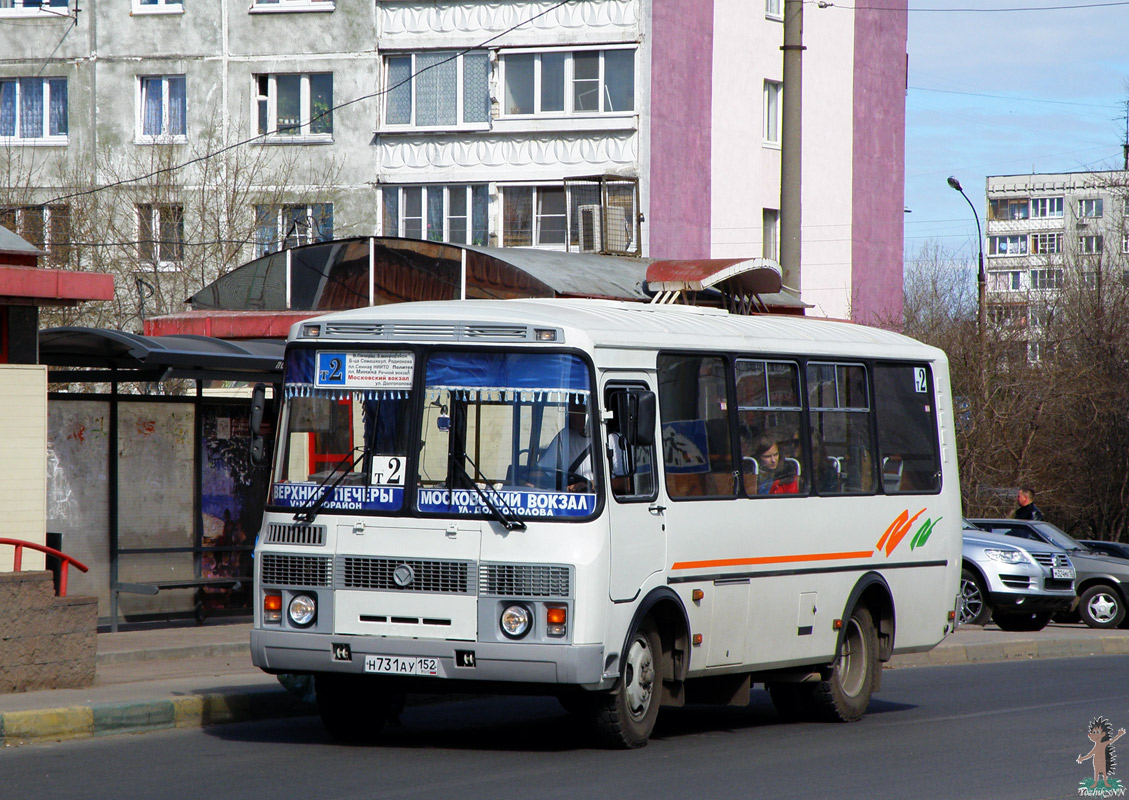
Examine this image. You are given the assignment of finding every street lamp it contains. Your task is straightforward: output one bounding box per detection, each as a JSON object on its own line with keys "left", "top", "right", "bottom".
{"left": 947, "top": 176, "right": 987, "bottom": 343}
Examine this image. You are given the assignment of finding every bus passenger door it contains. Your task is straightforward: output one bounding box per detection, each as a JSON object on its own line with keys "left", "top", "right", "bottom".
{"left": 604, "top": 381, "right": 666, "bottom": 602}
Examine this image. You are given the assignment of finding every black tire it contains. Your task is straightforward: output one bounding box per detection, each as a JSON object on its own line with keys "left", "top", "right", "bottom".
{"left": 811, "top": 606, "right": 879, "bottom": 722}
{"left": 315, "top": 674, "right": 396, "bottom": 744}
{"left": 590, "top": 622, "right": 662, "bottom": 748}
{"left": 959, "top": 568, "right": 993, "bottom": 626}
{"left": 1079, "top": 584, "right": 1126, "bottom": 629}
{"left": 992, "top": 611, "right": 1051, "bottom": 632}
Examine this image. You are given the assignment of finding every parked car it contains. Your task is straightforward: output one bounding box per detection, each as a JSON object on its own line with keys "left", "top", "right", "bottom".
{"left": 960, "top": 522, "right": 1076, "bottom": 631}
{"left": 1079, "top": 540, "right": 1129, "bottom": 561}
{"left": 971, "top": 518, "right": 1129, "bottom": 629}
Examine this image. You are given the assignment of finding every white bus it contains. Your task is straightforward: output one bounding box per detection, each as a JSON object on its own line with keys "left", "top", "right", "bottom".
{"left": 250, "top": 298, "right": 961, "bottom": 748}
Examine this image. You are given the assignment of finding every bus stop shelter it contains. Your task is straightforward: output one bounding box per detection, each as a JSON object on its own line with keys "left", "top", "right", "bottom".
{"left": 38, "top": 328, "right": 284, "bottom": 630}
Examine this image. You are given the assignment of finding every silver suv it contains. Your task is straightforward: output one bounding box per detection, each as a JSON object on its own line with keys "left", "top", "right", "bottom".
{"left": 961, "top": 524, "right": 1075, "bottom": 631}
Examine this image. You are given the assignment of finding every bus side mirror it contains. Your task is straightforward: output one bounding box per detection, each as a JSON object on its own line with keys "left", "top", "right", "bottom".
{"left": 250, "top": 383, "right": 269, "bottom": 467}
{"left": 613, "top": 390, "right": 656, "bottom": 448}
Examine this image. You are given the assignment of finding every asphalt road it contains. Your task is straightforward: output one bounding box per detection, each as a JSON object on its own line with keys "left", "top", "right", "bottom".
{"left": 6, "top": 655, "right": 1127, "bottom": 800}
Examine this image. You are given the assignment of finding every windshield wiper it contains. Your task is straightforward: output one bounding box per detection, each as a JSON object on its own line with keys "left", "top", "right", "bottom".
{"left": 293, "top": 446, "right": 366, "bottom": 524}
{"left": 450, "top": 455, "right": 526, "bottom": 532}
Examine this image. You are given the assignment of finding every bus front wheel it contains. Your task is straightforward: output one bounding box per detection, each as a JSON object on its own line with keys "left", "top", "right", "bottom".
{"left": 591, "top": 622, "right": 662, "bottom": 748}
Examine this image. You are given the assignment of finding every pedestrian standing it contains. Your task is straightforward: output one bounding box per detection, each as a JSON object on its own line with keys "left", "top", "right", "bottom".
{"left": 1014, "top": 487, "right": 1044, "bottom": 521}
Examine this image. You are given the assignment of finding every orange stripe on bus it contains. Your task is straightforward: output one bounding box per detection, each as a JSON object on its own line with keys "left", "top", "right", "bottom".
{"left": 671, "top": 550, "right": 875, "bottom": 571}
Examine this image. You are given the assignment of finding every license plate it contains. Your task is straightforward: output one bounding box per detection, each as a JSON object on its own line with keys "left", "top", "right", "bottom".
{"left": 364, "top": 655, "right": 442, "bottom": 676}
{"left": 1053, "top": 567, "right": 1075, "bottom": 580}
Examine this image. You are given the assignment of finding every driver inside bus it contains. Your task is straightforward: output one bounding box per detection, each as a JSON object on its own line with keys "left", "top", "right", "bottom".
{"left": 532, "top": 398, "right": 593, "bottom": 492}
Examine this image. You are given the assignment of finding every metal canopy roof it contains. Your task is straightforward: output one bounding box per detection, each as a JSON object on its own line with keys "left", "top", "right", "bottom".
{"left": 39, "top": 327, "right": 285, "bottom": 383}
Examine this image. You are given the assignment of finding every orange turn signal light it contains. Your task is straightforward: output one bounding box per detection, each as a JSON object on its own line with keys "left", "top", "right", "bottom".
{"left": 692, "top": 589, "right": 704, "bottom": 602}
{"left": 264, "top": 594, "right": 282, "bottom": 612}
{"left": 546, "top": 607, "right": 567, "bottom": 625}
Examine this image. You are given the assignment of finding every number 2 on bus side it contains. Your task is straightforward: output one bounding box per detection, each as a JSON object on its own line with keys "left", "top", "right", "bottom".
{"left": 369, "top": 456, "right": 404, "bottom": 486}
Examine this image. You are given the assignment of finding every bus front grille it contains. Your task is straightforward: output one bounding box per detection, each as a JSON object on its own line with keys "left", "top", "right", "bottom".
{"left": 479, "top": 563, "right": 571, "bottom": 598}
{"left": 339, "top": 557, "right": 472, "bottom": 594}
{"left": 264, "top": 523, "right": 326, "bottom": 546}
{"left": 261, "top": 554, "right": 333, "bottom": 587}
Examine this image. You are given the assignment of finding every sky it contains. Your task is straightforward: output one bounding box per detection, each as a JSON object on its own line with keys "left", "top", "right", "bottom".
{"left": 903, "top": 0, "right": 1129, "bottom": 270}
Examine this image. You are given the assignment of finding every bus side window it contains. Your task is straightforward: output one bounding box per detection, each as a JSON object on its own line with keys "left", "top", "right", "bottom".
{"left": 806, "top": 362, "right": 875, "bottom": 495}
{"left": 658, "top": 354, "right": 736, "bottom": 499}
{"left": 605, "top": 387, "right": 657, "bottom": 501}
{"left": 735, "top": 358, "right": 807, "bottom": 497}
{"left": 873, "top": 363, "right": 941, "bottom": 494}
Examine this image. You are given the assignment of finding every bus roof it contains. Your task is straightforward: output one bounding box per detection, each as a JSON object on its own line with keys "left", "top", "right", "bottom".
{"left": 291, "top": 299, "right": 944, "bottom": 363}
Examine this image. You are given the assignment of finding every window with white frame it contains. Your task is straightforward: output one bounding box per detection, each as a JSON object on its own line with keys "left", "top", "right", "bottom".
{"left": 500, "top": 48, "right": 635, "bottom": 117}
{"left": 763, "top": 80, "right": 781, "bottom": 146}
{"left": 762, "top": 208, "right": 779, "bottom": 261}
{"left": 381, "top": 185, "right": 488, "bottom": 245}
{"left": 1123, "top": 231, "right": 1129, "bottom": 254}
{"left": 255, "top": 73, "right": 332, "bottom": 139}
{"left": 384, "top": 51, "right": 489, "bottom": 128}
{"left": 131, "top": 0, "right": 182, "bottom": 13}
{"left": 765, "top": 0, "right": 783, "bottom": 19}
{"left": 137, "top": 204, "right": 184, "bottom": 269}
{"left": 1030, "top": 196, "right": 1063, "bottom": 218}
{"left": 0, "top": 204, "right": 70, "bottom": 266}
{"left": 0, "top": 77, "right": 67, "bottom": 141}
{"left": 1029, "top": 268, "right": 1064, "bottom": 290}
{"left": 138, "top": 75, "right": 186, "bottom": 140}
{"left": 0, "top": 0, "right": 68, "bottom": 15}
{"left": 251, "top": 0, "right": 333, "bottom": 11}
{"left": 253, "top": 203, "right": 332, "bottom": 257}
{"left": 989, "top": 270, "right": 1022, "bottom": 292}
{"left": 1030, "top": 232, "right": 1062, "bottom": 255}
{"left": 1079, "top": 234, "right": 1103, "bottom": 255}
{"left": 1079, "top": 198, "right": 1103, "bottom": 218}
{"left": 987, "top": 234, "right": 1026, "bottom": 256}
{"left": 502, "top": 186, "right": 567, "bottom": 247}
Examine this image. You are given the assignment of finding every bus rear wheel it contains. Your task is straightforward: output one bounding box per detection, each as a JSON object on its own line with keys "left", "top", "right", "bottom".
{"left": 591, "top": 622, "right": 662, "bottom": 748}
{"left": 813, "top": 606, "right": 879, "bottom": 721}
{"left": 769, "top": 606, "right": 878, "bottom": 723}
{"left": 315, "top": 674, "right": 398, "bottom": 744}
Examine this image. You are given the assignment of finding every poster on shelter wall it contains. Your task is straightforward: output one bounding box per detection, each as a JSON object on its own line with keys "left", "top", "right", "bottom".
{"left": 200, "top": 405, "right": 269, "bottom": 611}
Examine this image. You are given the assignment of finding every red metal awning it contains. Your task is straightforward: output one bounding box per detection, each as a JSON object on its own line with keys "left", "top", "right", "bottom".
{"left": 0, "top": 265, "right": 114, "bottom": 306}
{"left": 645, "top": 258, "right": 783, "bottom": 296}
{"left": 143, "top": 309, "right": 317, "bottom": 339}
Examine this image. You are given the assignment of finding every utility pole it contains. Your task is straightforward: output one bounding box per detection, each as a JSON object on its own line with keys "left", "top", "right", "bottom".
{"left": 780, "top": 0, "right": 804, "bottom": 294}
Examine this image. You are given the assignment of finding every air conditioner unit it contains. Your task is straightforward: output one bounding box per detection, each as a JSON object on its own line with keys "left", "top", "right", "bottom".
{"left": 578, "top": 204, "right": 602, "bottom": 253}
{"left": 578, "top": 204, "right": 631, "bottom": 254}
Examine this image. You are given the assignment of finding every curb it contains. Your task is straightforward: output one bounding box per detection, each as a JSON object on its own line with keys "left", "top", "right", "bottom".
{"left": 0, "top": 686, "right": 314, "bottom": 747}
{"left": 96, "top": 641, "right": 250, "bottom": 667}
{"left": 888, "top": 633, "right": 1129, "bottom": 668}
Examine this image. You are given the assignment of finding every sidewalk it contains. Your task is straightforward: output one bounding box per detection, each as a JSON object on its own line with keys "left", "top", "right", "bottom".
{"left": 3, "top": 620, "right": 1129, "bottom": 747}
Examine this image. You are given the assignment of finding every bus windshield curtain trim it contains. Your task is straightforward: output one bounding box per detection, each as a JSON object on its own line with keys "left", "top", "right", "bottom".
{"left": 425, "top": 387, "right": 590, "bottom": 404}
{"left": 283, "top": 385, "right": 410, "bottom": 401}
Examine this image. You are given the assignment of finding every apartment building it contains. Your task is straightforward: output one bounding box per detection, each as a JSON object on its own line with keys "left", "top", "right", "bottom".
{"left": 984, "top": 171, "right": 1128, "bottom": 356}
{"left": 0, "top": 0, "right": 908, "bottom": 324}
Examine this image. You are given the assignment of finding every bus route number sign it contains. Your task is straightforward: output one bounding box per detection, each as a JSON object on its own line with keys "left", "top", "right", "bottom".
{"left": 315, "top": 351, "right": 414, "bottom": 389}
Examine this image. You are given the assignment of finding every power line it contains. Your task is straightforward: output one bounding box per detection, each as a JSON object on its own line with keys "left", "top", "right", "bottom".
{"left": 35, "top": 0, "right": 572, "bottom": 209}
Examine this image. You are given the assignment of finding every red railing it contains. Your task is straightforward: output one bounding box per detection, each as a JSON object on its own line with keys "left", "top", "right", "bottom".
{"left": 0, "top": 538, "right": 89, "bottom": 597}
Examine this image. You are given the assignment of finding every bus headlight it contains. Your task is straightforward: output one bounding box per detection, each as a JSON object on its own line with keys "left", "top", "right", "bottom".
{"left": 288, "top": 593, "right": 317, "bottom": 627}
{"left": 500, "top": 604, "right": 532, "bottom": 639}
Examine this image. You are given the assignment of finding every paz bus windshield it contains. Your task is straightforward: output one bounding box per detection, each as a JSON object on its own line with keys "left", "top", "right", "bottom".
{"left": 269, "top": 347, "right": 598, "bottom": 521}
